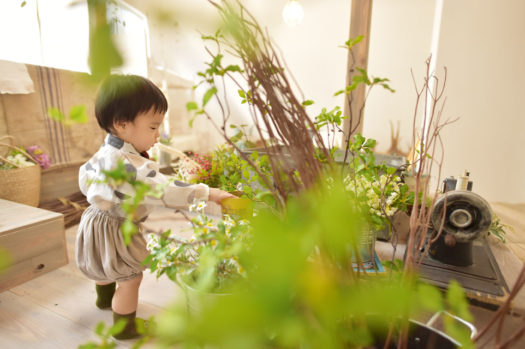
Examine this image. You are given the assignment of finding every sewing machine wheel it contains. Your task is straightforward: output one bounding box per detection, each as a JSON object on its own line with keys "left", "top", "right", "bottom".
{"left": 430, "top": 190, "right": 492, "bottom": 243}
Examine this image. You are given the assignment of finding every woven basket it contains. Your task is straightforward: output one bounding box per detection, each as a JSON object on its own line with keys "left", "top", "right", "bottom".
{"left": 0, "top": 136, "right": 41, "bottom": 207}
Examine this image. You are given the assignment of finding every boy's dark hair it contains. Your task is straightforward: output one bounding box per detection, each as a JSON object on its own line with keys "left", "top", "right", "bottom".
{"left": 95, "top": 74, "right": 168, "bottom": 133}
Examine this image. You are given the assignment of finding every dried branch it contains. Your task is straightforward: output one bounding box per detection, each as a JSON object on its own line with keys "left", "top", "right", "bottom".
{"left": 202, "top": 0, "right": 333, "bottom": 205}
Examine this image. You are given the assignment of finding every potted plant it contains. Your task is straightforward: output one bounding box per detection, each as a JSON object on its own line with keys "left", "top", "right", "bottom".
{"left": 143, "top": 201, "right": 252, "bottom": 313}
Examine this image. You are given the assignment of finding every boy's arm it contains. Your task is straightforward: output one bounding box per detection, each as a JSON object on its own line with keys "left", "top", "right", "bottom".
{"left": 208, "top": 187, "right": 236, "bottom": 204}
{"left": 120, "top": 154, "right": 233, "bottom": 208}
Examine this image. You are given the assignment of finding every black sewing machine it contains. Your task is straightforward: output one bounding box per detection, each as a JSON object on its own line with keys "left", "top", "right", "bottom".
{"left": 414, "top": 174, "right": 509, "bottom": 309}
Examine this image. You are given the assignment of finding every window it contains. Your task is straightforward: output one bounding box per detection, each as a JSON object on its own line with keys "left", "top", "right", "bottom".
{"left": 0, "top": 0, "right": 149, "bottom": 76}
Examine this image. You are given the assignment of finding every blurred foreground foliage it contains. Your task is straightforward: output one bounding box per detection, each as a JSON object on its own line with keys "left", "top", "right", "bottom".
{"left": 151, "top": 177, "right": 473, "bottom": 349}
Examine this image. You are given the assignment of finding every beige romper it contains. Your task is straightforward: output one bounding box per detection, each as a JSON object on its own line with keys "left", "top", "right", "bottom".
{"left": 76, "top": 134, "right": 209, "bottom": 282}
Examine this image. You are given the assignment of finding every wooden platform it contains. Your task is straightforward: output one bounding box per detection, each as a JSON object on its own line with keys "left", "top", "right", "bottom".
{"left": 0, "top": 199, "right": 67, "bottom": 292}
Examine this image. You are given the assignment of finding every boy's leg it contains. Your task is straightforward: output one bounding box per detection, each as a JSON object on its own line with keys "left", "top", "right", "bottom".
{"left": 95, "top": 281, "right": 116, "bottom": 309}
{"left": 112, "top": 273, "right": 144, "bottom": 340}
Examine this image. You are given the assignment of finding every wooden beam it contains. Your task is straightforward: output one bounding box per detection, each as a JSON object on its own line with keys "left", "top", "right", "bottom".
{"left": 342, "top": 0, "right": 373, "bottom": 142}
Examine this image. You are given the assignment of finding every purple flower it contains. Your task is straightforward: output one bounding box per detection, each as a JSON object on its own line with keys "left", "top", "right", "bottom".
{"left": 159, "top": 132, "right": 172, "bottom": 145}
{"left": 26, "top": 145, "right": 51, "bottom": 169}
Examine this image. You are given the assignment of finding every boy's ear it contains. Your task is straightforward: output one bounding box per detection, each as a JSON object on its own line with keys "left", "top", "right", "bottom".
{"left": 113, "top": 120, "right": 127, "bottom": 133}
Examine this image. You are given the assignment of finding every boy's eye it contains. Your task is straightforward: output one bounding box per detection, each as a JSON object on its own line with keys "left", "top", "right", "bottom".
{"left": 150, "top": 127, "right": 157, "bottom": 130}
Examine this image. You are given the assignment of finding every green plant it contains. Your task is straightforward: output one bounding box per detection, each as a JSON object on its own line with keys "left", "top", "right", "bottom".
{"left": 488, "top": 213, "right": 513, "bottom": 243}
{"left": 181, "top": 144, "right": 276, "bottom": 207}
{"left": 342, "top": 133, "right": 411, "bottom": 230}
{"left": 153, "top": 179, "right": 474, "bottom": 348}
{"left": 144, "top": 202, "right": 251, "bottom": 292}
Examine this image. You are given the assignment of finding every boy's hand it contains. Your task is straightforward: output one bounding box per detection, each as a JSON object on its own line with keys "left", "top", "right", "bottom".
{"left": 208, "top": 188, "right": 236, "bottom": 205}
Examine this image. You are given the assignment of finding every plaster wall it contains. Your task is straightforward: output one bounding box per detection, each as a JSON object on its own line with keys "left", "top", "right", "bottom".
{"left": 363, "top": 0, "right": 437, "bottom": 156}
{"left": 128, "top": 0, "right": 351, "bottom": 149}
{"left": 432, "top": 0, "right": 525, "bottom": 203}
{"left": 129, "top": 0, "right": 525, "bottom": 202}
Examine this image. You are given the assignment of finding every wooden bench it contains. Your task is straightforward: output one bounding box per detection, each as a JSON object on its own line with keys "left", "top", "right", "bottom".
{"left": 0, "top": 199, "right": 67, "bottom": 292}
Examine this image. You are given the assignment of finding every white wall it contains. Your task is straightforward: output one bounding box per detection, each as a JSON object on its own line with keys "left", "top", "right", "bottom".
{"left": 363, "top": 0, "right": 437, "bottom": 155}
{"left": 359, "top": 0, "right": 525, "bottom": 203}
{"left": 432, "top": 0, "right": 525, "bottom": 203}
{"left": 127, "top": 0, "right": 351, "bottom": 148}
{"left": 129, "top": 0, "right": 525, "bottom": 203}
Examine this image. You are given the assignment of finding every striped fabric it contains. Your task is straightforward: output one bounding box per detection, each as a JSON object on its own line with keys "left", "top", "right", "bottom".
{"left": 35, "top": 66, "right": 71, "bottom": 165}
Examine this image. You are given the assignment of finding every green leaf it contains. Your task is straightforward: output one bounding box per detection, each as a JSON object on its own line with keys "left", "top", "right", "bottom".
{"left": 344, "top": 35, "right": 364, "bottom": 50}
{"left": 381, "top": 83, "right": 396, "bottom": 93}
{"left": 68, "top": 105, "right": 88, "bottom": 124}
{"left": 302, "top": 100, "right": 314, "bottom": 106}
{"left": 446, "top": 280, "right": 473, "bottom": 322}
{"left": 363, "top": 138, "right": 376, "bottom": 149}
{"left": 186, "top": 101, "right": 199, "bottom": 111}
{"left": 135, "top": 317, "right": 147, "bottom": 334}
{"left": 94, "top": 321, "right": 105, "bottom": 336}
{"left": 346, "top": 83, "right": 358, "bottom": 92}
{"left": 202, "top": 86, "right": 218, "bottom": 107}
{"left": 385, "top": 167, "right": 397, "bottom": 175}
{"left": 212, "top": 54, "right": 223, "bottom": 69}
{"left": 78, "top": 343, "right": 98, "bottom": 349}
{"left": 21, "top": 1, "right": 27, "bottom": 7}
{"left": 47, "top": 107, "right": 66, "bottom": 122}
{"left": 121, "top": 220, "right": 138, "bottom": 245}
{"left": 417, "top": 283, "right": 443, "bottom": 311}
{"left": 201, "top": 34, "right": 217, "bottom": 42}
{"left": 108, "top": 318, "right": 128, "bottom": 336}
{"left": 225, "top": 64, "right": 242, "bottom": 73}
{"left": 88, "top": 22, "right": 123, "bottom": 81}
{"left": 238, "top": 89, "right": 246, "bottom": 98}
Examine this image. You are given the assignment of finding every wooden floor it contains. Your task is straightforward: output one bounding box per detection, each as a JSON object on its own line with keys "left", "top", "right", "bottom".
{"left": 0, "top": 221, "right": 182, "bottom": 349}
{"left": 0, "top": 203, "right": 524, "bottom": 348}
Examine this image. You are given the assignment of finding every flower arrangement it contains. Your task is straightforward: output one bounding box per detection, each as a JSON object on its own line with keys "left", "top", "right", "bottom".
{"left": 0, "top": 152, "right": 34, "bottom": 169}
{"left": 0, "top": 144, "right": 51, "bottom": 170}
{"left": 180, "top": 145, "right": 273, "bottom": 201}
{"left": 344, "top": 173, "right": 406, "bottom": 230}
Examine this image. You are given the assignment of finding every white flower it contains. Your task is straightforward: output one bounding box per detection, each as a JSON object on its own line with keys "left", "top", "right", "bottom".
{"left": 5, "top": 154, "right": 34, "bottom": 168}
{"left": 196, "top": 201, "right": 207, "bottom": 212}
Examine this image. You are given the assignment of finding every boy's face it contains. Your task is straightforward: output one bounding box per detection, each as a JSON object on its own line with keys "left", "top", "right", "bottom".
{"left": 114, "top": 108, "right": 165, "bottom": 153}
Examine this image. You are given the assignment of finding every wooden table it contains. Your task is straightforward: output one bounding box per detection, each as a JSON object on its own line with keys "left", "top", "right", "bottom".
{"left": 376, "top": 239, "right": 525, "bottom": 316}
